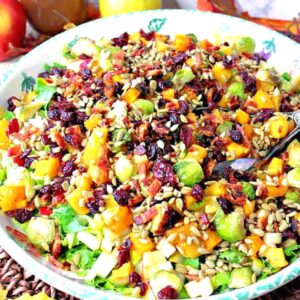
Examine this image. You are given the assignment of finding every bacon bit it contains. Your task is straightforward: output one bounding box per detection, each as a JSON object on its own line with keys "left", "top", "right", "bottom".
{"left": 49, "top": 256, "right": 65, "bottom": 269}
{"left": 194, "top": 53, "right": 203, "bottom": 69}
{"left": 152, "top": 123, "right": 169, "bottom": 136}
{"left": 256, "top": 183, "right": 268, "bottom": 198}
{"left": 228, "top": 95, "right": 240, "bottom": 110}
{"left": 145, "top": 68, "right": 162, "bottom": 77}
{"left": 244, "top": 99, "right": 257, "bottom": 112}
{"left": 51, "top": 230, "right": 62, "bottom": 259}
{"left": 54, "top": 131, "right": 67, "bottom": 150}
{"left": 131, "top": 48, "right": 145, "bottom": 57}
{"left": 104, "top": 86, "right": 115, "bottom": 98}
{"left": 137, "top": 123, "right": 149, "bottom": 142}
{"left": 199, "top": 213, "right": 210, "bottom": 225}
{"left": 257, "top": 215, "right": 268, "bottom": 230}
{"left": 51, "top": 194, "right": 65, "bottom": 207}
{"left": 203, "top": 159, "right": 217, "bottom": 177}
{"left": 148, "top": 178, "right": 162, "bottom": 197}
{"left": 65, "top": 125, "right": 82, "bottom": 135}
{"left": 39, "top": 207, "right": 52, "bottom": 216}
{"left": 166, "top": 101, "right": 179, "bottom": 111}
{"left": 134, "top": 206, "right": 158, "bottom": 225}
{"left": 7, "top": 145, "right": 21, "bottom": 157}
{"left": 128, "top": 194, "right": 143, "bottom": 207}
{"left": 103, "top": 72, "right": 114, "bottom": 86}
{"left": 236, "top": 124, "right": 259, "bottom": 159}
{"left": 113, "top": 50, "right": 125, "bottom": 67}
{"left": 138, "top": 162, "right": 147, "bottom": 185}
{"left": 185, "top": 274, "right": 200, "bottom": 281}
{"left": 225, "top": 183, "right": 247, "bottom": 206}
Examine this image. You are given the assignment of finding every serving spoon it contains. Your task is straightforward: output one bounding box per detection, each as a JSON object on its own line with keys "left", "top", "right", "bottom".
{"left": 199, "top": 109, "right": 300, "bottom": 176}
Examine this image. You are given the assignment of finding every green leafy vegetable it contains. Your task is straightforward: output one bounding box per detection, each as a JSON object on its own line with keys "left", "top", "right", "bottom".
{"left": 172, "top": 67, "right": 195, "bottom": 89}
{"left": 257, "top": 258, "right": 279, "bottom": 281}
{"left": 182, "top": 257, "right": 200, "bottom": 269}
{"left": 282, "top": 72, "right": 291, "bottom": 81}
{"left": 92, "top": 278, "right": 134, "bottom": 296}
{"left": 186, "top": 33, "right": 198, "bottom": 43}
{"left": 211, "top": 272, "right": 231, "bottom": 291}
{"left": 219, "top": 248, "right": 246, "bottom": 263}
{"left": 242, "top": 182, "right": 255, "bottom": 200}
{"left": 216, "top": 121, "right": 233, "bottom": 136}
{"left": 52, "top": 204, "right": 88, "bottom": 234}
{"left": 3, "top": 111, "right": 15, "bottom": 121}
{"left": 178, "top": 287, "right": 190, "bottom": 299}
{"left": 284, "top": 244, "right": 300, "bottom": 262}
{"left": 228, "top": 82, "right": 245, "bottom": 99}
{"left": 35, "top": 78, "right": 57, "bottom": 103}
{"left": 285, "top": 189, "right": 299, "bottom": 203}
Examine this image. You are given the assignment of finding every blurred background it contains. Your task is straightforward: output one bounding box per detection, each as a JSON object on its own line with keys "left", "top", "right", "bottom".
{"left": 0, "top": 0, "right": 300, "bottom": 62}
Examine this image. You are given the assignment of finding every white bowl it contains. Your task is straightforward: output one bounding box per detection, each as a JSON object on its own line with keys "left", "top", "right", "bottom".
{"left": 0, "top": 9, "right": 300, "bottom": 300}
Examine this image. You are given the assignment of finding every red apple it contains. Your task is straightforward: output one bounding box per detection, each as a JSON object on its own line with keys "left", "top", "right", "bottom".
{"left": 0, "top": 0, "right": 26, "bottom": 61}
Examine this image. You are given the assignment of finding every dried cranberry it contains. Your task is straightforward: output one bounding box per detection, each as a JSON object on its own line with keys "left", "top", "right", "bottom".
{"left": 139, "top": 29, "right": 155, "bottom": 41}
{"left": 291, "top": 218, "right": 298, "bottom": 233}
{"left": 139, "top": 83, "right": 150, "bottom": 96}
{"left": 253, "top": 109, "right": 274, "bottom": 123}
{"left": 229, "top": 130, "right": 243, "bottom": 143}
{"left": 152, "top": 159, "right": 176, "bottom": 186}
{"left": 180, "top": 125, "right": 193, "bottom": 147}
{"left": 15, "top": 209, "right": 33, "bottom": 223}
{"left": 147, "top": 142, "right": 158, "bottom": 160}
{"left": 24, "top": 157, "right": 35, "bottom": 168}
{"left": 7, "top": 118, "right": 19, "bottom": 135}
{"left": 222, "top": 55, "right": 236, "bottom": 69}
{"left": 7, "top": 96, "right": 17, "bottom": 111}
{"left": 48, "top": 106, "right": 61, "bottom": 121}
{"left": 112, "top": 32, "right": 129, "bottom": 47}
{"left": 76, "top": 111, "right": 88, "bottom": 124}
{"left": 169, "top": 113, "right": 181, "bottom": 125}
{"left": 191, "top": 184, "right": 204, "bottom": 202}
{"left": 82, "top": 68, "right": 92, "bottom": 80}
{"left": 41, "top": 134, "right": 54, "bottom": 146}
{"left": 177, "top": 100, "right": 189, "bottom": 115}
{"left": 157, "top": 79, "right": 173, "bottom": 91}
{"left": 157, "top": 286, "right": 178, "bottom": 299}
{"left": 86, "top": 200, "right": 100, "bottom": 215}
{"left": 135, "top": 144, "right": 147, "bottom": 156}
{"left": 160, "top": 207, "right": 182, "bottom": 232}
{"left": 61, "top": 160, "right": 75, "bottom": 176}
{"left": 282, "top": 230, "right": 296, "bottom": 240}
{"left": 50, "top": 67, "right": 65, "bottom": 77}
{"left": 240, "top": 71, "right": 256, "bottom": 94}
{"left": 60, "top": 111, "right": 75, "bottom": 122}
{"left": 217, "top": 197, "right": 234, "bottom": 214}
{"left": 113, "top": 189, "right": 130, "bottom": 206}
{"left": 64, "top": 133, "right": 83, "bottom": 148}
{"left": 39, "top": 185, "right": 53, "bottom": 198}
{"left": 19, "top": 148, "right": 31, "bottom": 160}
{"left": 117, "top": 239, "right": 132, "bottom": 267}
{"left": 13, "top": 155, "right": 25, "bottom": 166}
{"left": 137, "top": 282, "right": 148, "bottom": 296}
{"left": 173, "top": 53, "right": 187, "bottom": 64}
{"left": 212, "top": 91, "right": 222, "bottom": 103}
{"left": 38, "top": 71, "right": 50, "bottom": 78}
{"left": 129, "top": 272, "right": 142, "bottom": 285}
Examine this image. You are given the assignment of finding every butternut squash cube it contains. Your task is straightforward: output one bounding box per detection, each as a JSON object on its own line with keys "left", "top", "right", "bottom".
{"left": 269, "top": 115, "right": 289, "bottom": 139}
{"left": 0, "top": 185, "right": 26, "bottom": 212}
{"left": 34, "top": 157, "right": 60, "bottom": 179}
{"left": 267, "top": 157, "right": 284, "bottom": 176}
{"left": 130, "top": 232, "right": 154, "bottom": 254}
{"left": 174, "top": 34, "right": 191, "bottom": 52}
{"left": 227, "top": 142, "right": 250, "bottom": 160}
{"left": 254, "top": 90, "right": 275, "bottom": 109}
{"left": 212, "top": 63, "right": 232, "bottom": 85}
{"left": 187, "top": 144, "right": 208, "bottom": 163}
{"left": 236, "top": 109, "right": 250, "bottom": 125}
{"left": 263, "top": 247, "right": 288, "bottom": 269}
{"left": 0, "top": 119, "right": 9, "bottom": 150}
{"left": 66, "top": 188, "right": 89, "bottom": 215}
{"left": 124, "top": 88, "right": 141, "bottom": 104}
{"left": 162, "top": 88, "right": 175, "bottom": 100}
{"left": 204, "top": 182, "right": 226, "bottom": 196}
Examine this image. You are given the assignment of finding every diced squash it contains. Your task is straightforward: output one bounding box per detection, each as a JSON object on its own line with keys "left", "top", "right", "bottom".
{"left": 129, "top": 32, "right": 140, "bottom": 42}
{"left": 266, "top": 184, "right": 288, "bottom": 197}
{"left": 166, "top": 222, "right": 199, "bottom": 246}
{"left": 269, "top": 115, "right": 289, "bottom": 139}
{"left": 227, "top": 142, "right": 250, "bottom": 160}
{"left": 82, "top": 128, "right": 108, "bottom": 165}
{"left": 186, "top": 57, "right": 194, "bottom": 67}
{"left": 245, "top": 235, "right": 264, "bottom": 257}
{"left": 256, "top": 79, "right": 275, "bottom": 92}
{"left": 105, "top": 206, "right": 133, "bottom": 235}
{"left": 243, "top": 124, "right": 254, "bottom": 139}
{"left": 236, "top": 109, "right": 250, "bottom": 124}
{"left": 156, "top": 41, "right": 168, "bottom": 52}
{"left": 254, "top": 90, "right": 275, "bottom": 109}
{"left": 162, "top": 88, "right": 175, "bottom": 100}
{"left": 130, "top": 232, "right": 154, "bottom": 254}
{"left": 34, "top": 157, "right": 60, "bottom": 179}
{"left": 272, "top": 94, "right": 282, "bottom": 112}
{"left": 84, "top": 114, "right": 101, "bottom": 130}
{"left": 87, "top": 164, "right": 109, "bottom": 185}
{"left": 263, "top": 247, "right": 288, "bottom": 268}
{"left": 243, "top": 200, "right": 255, "bottom": 217}
{"left": 174, "top": 34, "right": 191, "bottom": 52}
{"left": 204, "top": 182, "right": 226, "bottom": 196}
{"left": 155, "top": 33, "right": 168, "bottom": 42}
{"left": 267, "top": 158, "right": 284, "bottom": 176}
{"left": 186, "top": 144, "right": 207, "bottom": 163}
{"left": 184, "top": 194, "right": 197, "bottom": 210}
{"left": 179, "top": 241, "right": 200, "bottom": 258}
{"left": 0, "top": 185, "right": 26, "bottom": 212}
{"left": 294, "top": 212, "right": 300, "bottom": 221}
{"left": 0, "top": 119, "right": 9, "bottom": 150}
{"left": 66, "top": 188, "right": 89, "bottom": 215}
{"left": 124, "top": 88, "right": 141, "bottom": 104}
{"left": 109, "top": 262, "right": 133, "bottom": 286}
{"left": 203, "top": 230, "right": 222, "bottom": 252}
{"left": 219, "top": 45, "right": 232, "bottom": 55}
{"left": 75, "top": 174, "right": 92, "bottom": 190}
{"left": 218, "top": 95, "right": 230, "bottom": 108}
{"left": 112, "top": 74, "right": 123, "bottom": 83}
{"left": 212, "top": 63, "right": 232, "bottom": 85}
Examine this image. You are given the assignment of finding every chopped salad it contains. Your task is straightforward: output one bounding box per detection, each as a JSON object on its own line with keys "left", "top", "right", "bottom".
{"left": 0, "top": 30, "right": 300, "bottom": 299}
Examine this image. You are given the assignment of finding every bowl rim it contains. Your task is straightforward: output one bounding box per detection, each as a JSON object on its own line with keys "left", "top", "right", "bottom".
{"left": 0, "top": 9, "right": 300, "bottom": 300}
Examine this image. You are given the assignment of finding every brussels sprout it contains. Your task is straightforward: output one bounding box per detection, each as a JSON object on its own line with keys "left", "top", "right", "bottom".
{"left": 242, "top": 182, "right": 255, "bottom": 200}
{"left": 172, "top": 67, "right": 195, "bottom": 90}
{"left": 174, "top": 159, "right": 204, "bottom": 187}
{"left": 214, "top": 209, "right": 246, "bottom": 242}
{"left": 132, "top": 99, "right": 154, "bottom": 115}
{"left": 287, "top": 168, "right": 300, "bottom": 188}
{"left": 27, "top": 217, "right": 55, "bottom": 249}
{"left": 112, "top": 129, "right": 131, "bottom": 152}
{"left": 115, "top": 155, "right": 133, "bottom": 183}
{"left": 285, "top": 189, "right": 299, "bottom": 203}
{"left": 229, "top": 267, "right": 253, "bottom": 288}
{"left": 236, "top": 37, "right": 256, "bottom": 54}
{"left": 287, "top": 140, "right": 300, "bottom": 168}
{"left": 216, "top": 121, "right": 233, "bottom": 136}
{"left": 228, "top": 82, "right": 245, "bottom": 99}
{"left": 211, "top": 272, "right": 231, "bottom": 290}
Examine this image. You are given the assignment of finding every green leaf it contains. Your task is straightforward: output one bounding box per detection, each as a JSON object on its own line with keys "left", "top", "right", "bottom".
{"left": 53, "top": 62, "right": 66, "bottom": 69}
{"left": 282, "top": 72, "right": 291, "bottom": 81}
{"left": 216, "top": 121, "right": 233, "bottom": 136}
{"left": 284, "top": 244, "right": 300, "bottom": 262}
{"left": 52, "top": 204, "right": 87, "bottom": 234}
{"left": 285, "top": 189, "right": 299, "bottom": 203}
{"left": 178, "top": 287, "right": 190, "bottom": 299}
{"left": 21, "top": 73, "right": 35, "bottom": 92}
{"left": 242, "top": 182, "right": 255, "bottom": 200}
{"left": 186, "top": 33, "right": 198, "bottom": 43}
{"left": 148, "top": 18, "right": 166, "bottom": 32}
{"left": 43, "top": 64, "right": 51, "bottom": 72}
{"left": 35, "top": 78, "right": 57, "bottom": 103}
{"left": 219, "top": 248, "right": 246, "bottom": 263}
{"left": 182, "top": 257, "right": 200, "bottom": 269}
{"left": 211, "top": 272, "right": 231, "bottom": 290}
{"left": 228, "top": 82, "right": 245, "bottom": 99}
{"left": 3, "top": 111, "right": 15, "bottom": 121}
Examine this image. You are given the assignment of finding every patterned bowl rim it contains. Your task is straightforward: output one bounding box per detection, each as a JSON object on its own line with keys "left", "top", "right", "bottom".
{"left": 0, "top": 9, "right": 300, "bottom": 300}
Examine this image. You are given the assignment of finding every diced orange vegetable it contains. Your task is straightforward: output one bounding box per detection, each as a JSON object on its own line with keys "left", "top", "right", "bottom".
{"left": 263, "top": 247, "right": 288, "bottom": 268}
{"left": 155, "top": 33, "right": 168, "bottom": 42}
{"left": 84, "top": 114, "right": 101, "bottom": 130}
{"left": 204, "top": 182, "right": 226, "bottom": 196}
{"left": 266, "top": 184, "right": 288, "bottom": 197}
{"left": 267, "top": 158, "right": 284, "bottom": 176}
{"left": 219, "top": 45, "right": 232, "bottom": 55}
{"left": 187, "top": 112, "right": 197, "bottom": 123}
{"left": 174, "top": 34, "right": 191, "bottom": 52}
{"left": 129, "top": 232, "right": 154, "bottom": 254}
{"left": 227, "top": 142, "right": 250, "bottom": 159}
{"left": 112, "top": 74, "right": 123, "bottom": 83}
{"left": 236, "top": 109, "right": 250, "bottom": 125}
{"left": 166, "top": 222, "right": 199, "bottom": 246}
{"left": 179, "top": 241, "right": 200, "bottom": 258}
{"left": 66, "top": 188, "right": 89, "bottom": 215}
{"left": 75, "top": 174, "right": 92, "bottom": 190}
{"left": 0, "top": 119, "right": 9, "bottom": 150}
{"left": 272, "top": 94, "right": 282, "bottom": 112}
{"left": 212, "top": 63, "right": 232, "bottom": 85}
{"left": 186, "top": 57, "right": 194, "bottom": 67}
{"left": 243, "top": 124, "right": 254, "bottom": 139}
{"left": 34, "top": 157, "right": 60, "bottom": 179}
{"left": 256, "top": 79, "right": 275, "bottom": 92}
{"left": 294, "top": 213, "right": 300, "bottom": 221}
{"left": 0, "top": 185, "right": 26, "bottom": 212}
{"left": 162, "top": 88, "right": 175, "bottom": 100}
{"left": 124, "top": 88, "right": 141, "bottom": 104}
{"left": 243, "top": 200, "right": 255, "bottom": 217}
{"left": 186, "top": 144, "right": 207, "bottom": 163}
{"left": 203, "top": 230, "right": 222, "bottom": 252}
{"left": 254, "top": 90, "right": 275, "bottom": 109}
{"left": 218, "top": 95, "right": 230, "bottom": 108}
{"left": 288, "top": 119, "right": 295, "bottom": 132}
{"left": 107, "top": 206, "right": 133, "bottom": 235}
{"left": 269, "top": 115, "right": 289, "bottom": 139}
{"left": 245, "top": 235, "right": 264, "bottom": 257}
{"left": 129, "top": 32, "right": 140, "bottom": 42}
{"left": 156, "top": 41, "right": 168, "bottom": 52}
{"left": 184, "top": 194, "right": 197, "bottom": 210}
{"left": 87, "top": 164, "right": 109, "bottom": 185}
